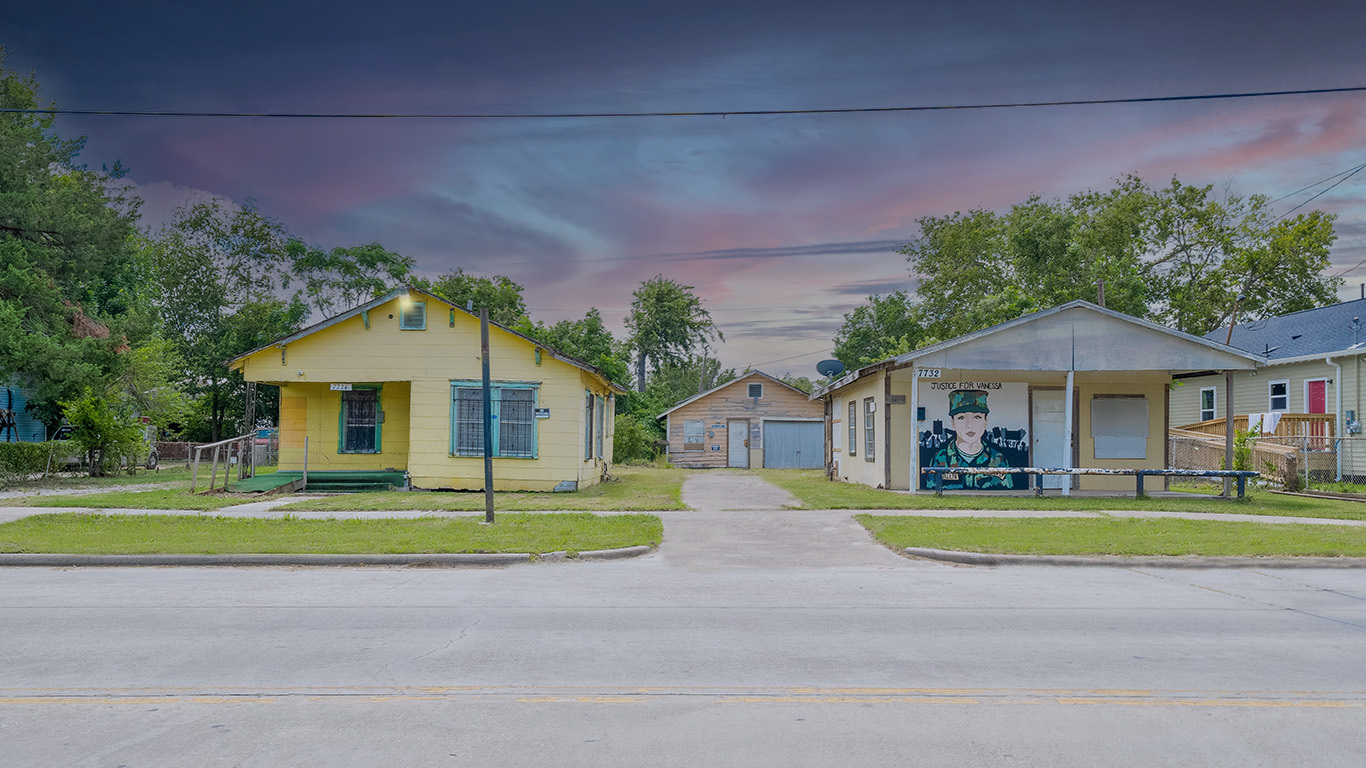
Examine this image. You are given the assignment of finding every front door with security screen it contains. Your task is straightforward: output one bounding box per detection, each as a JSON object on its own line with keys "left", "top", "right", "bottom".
{"left": 1031, "top": 390, "right": 1066, "bottom": 489}
{"left": 728, "top": 420, "right": 750, "bottom": 468}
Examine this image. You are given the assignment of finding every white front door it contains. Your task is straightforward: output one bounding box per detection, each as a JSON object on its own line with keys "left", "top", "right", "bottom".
{"left": 1032, "top": 390, "right": 1066, "bottom": 489}
{"left": 728, "top": 419, "right": 750, "bottom": 468}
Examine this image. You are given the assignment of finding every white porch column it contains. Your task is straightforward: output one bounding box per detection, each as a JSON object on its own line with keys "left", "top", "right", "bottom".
{"left": 1063, "top": 369, "right": 1074, "bottom": 497}
{"left": 909, "top": 368, "right": 919, "bottom": 494}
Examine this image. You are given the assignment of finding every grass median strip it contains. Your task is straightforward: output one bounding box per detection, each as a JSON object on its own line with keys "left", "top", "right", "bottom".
{"left": 0, "top": 512, "right": 663, "bottom": 555}
{"left": 764, "top": 470, "right": 1366, "bottom": 521}
{"left": 276, "top": 466, "right": 687, "bottom": 512}
{"left": 12, "top": 490, "right": 255, "bottom": 511}
{"left": 857, "top": 515, "right": 1366, "bottom": 557}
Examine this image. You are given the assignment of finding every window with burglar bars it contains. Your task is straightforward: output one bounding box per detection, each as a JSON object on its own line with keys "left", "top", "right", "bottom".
{"left": 847, "top": 400, "right": 856, "bottom": 457}
{"left": 451, "top": 383, "right": 538, "bottom": 458}
{"left": 864, "top": 397, "right": 875, "bottom": 461}
{"left": 340, "top": 388, "right": 380, "bottom": 453}
{"left": 595, "top": 395, "right": 605, "bottom": 459}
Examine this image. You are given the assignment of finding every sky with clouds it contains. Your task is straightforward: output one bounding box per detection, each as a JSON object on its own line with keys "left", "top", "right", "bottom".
{"left": 4, "top": 0, "right": 1365, "bottom": 376}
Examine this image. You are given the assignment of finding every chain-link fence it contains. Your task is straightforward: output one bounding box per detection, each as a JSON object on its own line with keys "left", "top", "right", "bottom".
{"left": 1169, "top": 434, "right": 1366, "bottom": 491}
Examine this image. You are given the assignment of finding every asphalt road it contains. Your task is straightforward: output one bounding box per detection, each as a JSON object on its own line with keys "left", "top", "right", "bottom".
{"left": 3, "top": 472, "right": 1365, "bottom": 766}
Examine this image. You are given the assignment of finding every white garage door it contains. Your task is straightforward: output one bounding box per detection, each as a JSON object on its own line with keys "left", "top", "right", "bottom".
{"left": 763, "top": 421, "right": 823, "bottom": 469}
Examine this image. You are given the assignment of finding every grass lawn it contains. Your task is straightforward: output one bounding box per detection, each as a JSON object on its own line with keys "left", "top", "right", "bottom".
{"left": 0, "top": 512, "right": 661, "bottom": 555}
{"left": 761, "top": 469, "right": 1366, "bottom": 521}
{"left": 276, "top": 466, "right": 686, "bottom": 512}
{"left": 11, "top": 489, "right": 257, "bottom": 511}
{"left": 5, "top": 465, "right": 194, "bottom": 492}
{"left": 857, "top": 515, "right": 1366, "bottom": 557}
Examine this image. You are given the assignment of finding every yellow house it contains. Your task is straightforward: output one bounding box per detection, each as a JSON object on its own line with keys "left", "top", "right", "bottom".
{"left": 227, "top": 286, "right": 626, "bottom": 491}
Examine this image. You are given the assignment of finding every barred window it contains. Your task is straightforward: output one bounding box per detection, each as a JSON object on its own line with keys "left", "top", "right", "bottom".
{"left": 595, "top": 395, "right": 605, "bottom": 459}
{"left": 451, "top": 383, "right": 538, "bottom": 458}
{"left": 584, "top": 390, "right": 595, "bottom": 460}
{"left": 340, "top": 389, "right": 379, "bottom": 453}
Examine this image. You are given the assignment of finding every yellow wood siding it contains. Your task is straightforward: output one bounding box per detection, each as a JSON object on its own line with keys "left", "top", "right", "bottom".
{"left": 237, "top": 294, "right": 618, "bottom": 491}
{"left": 665, "top": 375, "right": 823, "bottom": 468}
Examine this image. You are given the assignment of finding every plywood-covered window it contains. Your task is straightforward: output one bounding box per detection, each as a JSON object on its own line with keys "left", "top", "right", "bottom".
{"left": 864, "top": 397, "right": 876, "bottom": 461}
{"left": 451, "top": 382, "right": 538, "bottom": 458}
{"left": 1199, "top": 387, "right": 1216, "bottom": 422}
{"left": 683, "top": 420, "right": 704, "bottom": 451}
{"left": 339, "top": 387, "right": 381, "bottom": 453}
{"left": 1091, "top": 396, "right": 1148, "bottom": 459}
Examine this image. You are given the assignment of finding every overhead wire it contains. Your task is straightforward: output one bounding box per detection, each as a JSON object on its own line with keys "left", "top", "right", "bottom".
{"left": 3, "top": 86, "right": 1363, "bottom": 120}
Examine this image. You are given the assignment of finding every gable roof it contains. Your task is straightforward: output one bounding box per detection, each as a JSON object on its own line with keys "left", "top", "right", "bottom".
{"left": 225, "top": 285, "right": 627, "bottom": 394}
{"left": 814, "top": 300, "right": 1265, "bottom": 397}
{"left": 657, "top": 370, "right": 809, "bottom": 418}
{"left": 1206, "top": 298, "right": 1366, "bottom": 362}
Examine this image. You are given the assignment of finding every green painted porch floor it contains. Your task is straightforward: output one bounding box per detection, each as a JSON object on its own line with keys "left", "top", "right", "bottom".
{"left": 228, "top": 471, "right": 406, "bottom": 494}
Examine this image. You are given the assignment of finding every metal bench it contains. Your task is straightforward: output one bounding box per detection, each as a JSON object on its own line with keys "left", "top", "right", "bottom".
{"left": 920, "top": 467, "right": 1260, "bottom": 499}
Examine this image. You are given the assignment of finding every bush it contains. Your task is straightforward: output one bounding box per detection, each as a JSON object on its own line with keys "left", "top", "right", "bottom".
{"left": 0, "top": 441, "right": 64, "bottom": 488}
{"left": 613, "top": 413, "right": 664, "bottom": 463}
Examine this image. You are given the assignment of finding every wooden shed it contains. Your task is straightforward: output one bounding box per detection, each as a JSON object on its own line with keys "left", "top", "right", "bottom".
{"left": 659, "top": 371, "right": 824, "bottom": 469}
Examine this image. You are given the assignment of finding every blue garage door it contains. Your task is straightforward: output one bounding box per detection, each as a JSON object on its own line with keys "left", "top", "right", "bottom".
{"left": 763, "top": 421, "right": 823, "bottom": 469}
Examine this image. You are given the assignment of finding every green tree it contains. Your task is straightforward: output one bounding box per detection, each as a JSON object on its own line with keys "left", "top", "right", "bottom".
{"left": 624, "top": 275, "right": 722, "bottom": 392}
{"left": 517, "top": 308, "right": 631, "bottom": 388}
{"left": 416, "top": 269, "right": 528, "bottom": 326}
{"left": 61, "top": 389, "right": 145, "bottom": 476}
{"left": 0, "top": 50, "right": 140, "bottom": 430}
{"left": 285, "top": 239, "right": 415, "bottom": 317}
{"left": 832, "top": 290, "right": 926, "bottom": 368}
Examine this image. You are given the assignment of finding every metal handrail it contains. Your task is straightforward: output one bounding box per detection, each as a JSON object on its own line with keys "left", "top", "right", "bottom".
{"left": 190, "top": 432, "right": 258, "bottom": 493}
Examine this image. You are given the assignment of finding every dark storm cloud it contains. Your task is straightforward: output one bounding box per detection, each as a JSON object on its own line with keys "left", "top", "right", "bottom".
{"left": 654, "top": 240, "right": 904, "bottom": 262}
{"left": 829, "top": 278, "right": 914, "bottom": 296}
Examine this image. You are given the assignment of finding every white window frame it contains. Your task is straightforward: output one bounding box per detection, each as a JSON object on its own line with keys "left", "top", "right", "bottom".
{"left": 1303, "top": 378, "right": 1329, "bottom": 415}
{"left": 1268, "top": 379, "right": 1290, "bottom": 412}
{"left": 1199, "top": 386, "right": 1217, "bottom": 422}
{"left": 847, "top": 400, "right": 856, "bottom": 457}
{"left": 863, "top": 397, "right": 876, "bottom": 462}
{"left": 683, "top": 419, "right": 705, "bottom": 451}
{"left": 400, "top": 301, "right": 427, "bottom": 330}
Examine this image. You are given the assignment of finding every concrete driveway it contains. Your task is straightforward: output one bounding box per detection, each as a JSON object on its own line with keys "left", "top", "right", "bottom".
{"left": 662, "top": 470, "right": 920, "bottom": 570}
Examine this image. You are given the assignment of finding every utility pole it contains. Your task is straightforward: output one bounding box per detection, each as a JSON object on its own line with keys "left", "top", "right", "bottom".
{"left": 1096, "top": 279, "right": 1105, "bottom": 308}
{"left": 481, "top": 308, "right": 495, "bottom": 524}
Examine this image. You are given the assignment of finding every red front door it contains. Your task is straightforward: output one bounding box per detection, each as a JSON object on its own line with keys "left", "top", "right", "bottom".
{"left": 1307, "top": 380, "right": 1327, "bottom": 414}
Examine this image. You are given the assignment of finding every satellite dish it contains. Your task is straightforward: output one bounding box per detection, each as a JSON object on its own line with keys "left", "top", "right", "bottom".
{"left": 816, "top": 359, "right": 846, "bottom": 378}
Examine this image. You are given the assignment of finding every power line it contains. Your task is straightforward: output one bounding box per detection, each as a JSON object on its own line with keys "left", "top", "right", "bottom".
{"left": 1274, "top": 163, "right": 1366, "bottom": 224}
{"left": 1268, "top": 161, "right": 1366, "bottom": 204}
{"left": 750, "top": 348, "right": 832, "bottom": 368}
{"left": 4, "top": 86, "right": 1364, "bottom": 121}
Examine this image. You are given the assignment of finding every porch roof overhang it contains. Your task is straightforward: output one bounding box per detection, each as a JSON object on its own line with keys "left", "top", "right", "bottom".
{"left": 813, "top": 301, "right": 1266, "bottom": 398}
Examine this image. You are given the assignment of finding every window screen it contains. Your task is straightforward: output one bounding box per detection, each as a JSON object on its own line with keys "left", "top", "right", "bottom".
{"left": 584, "top": 391, "right": 595, "bottom": 460}
{"left": 1091, "top": 397, "right": 1148, "bottom": 459}
{"left": 683, "top": 420, "right": 704, "bottom": 450}
{"left": 1200, "top": 387, "right": 1216, "bottom": 422}
{"left": 1269, "top": 381, "right": 1288, "bottom": 411}
{"left": 864, "top": 397, "right": 875, "bottom": 461}
{"left": 595, "top": 395, "right": 605, "bottom": 459}
{"left": 400, "top": 301, "right": 427, "bottom": 330}
{"left": 341, "top": 389, "right": 379, "bottom": 453}
{"left": 748, "top": 383, "right": 763, "bottom": 398}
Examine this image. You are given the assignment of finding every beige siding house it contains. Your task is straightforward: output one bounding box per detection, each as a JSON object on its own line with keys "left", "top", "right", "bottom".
{"left": 816, "top": 301, "right": 1264, "bottom": 493}
{"left": 1170, "top": 299, "right": 1366, "bottom": 481}
{"left": 659, "top": 371, "right": 824, "bottom": 469}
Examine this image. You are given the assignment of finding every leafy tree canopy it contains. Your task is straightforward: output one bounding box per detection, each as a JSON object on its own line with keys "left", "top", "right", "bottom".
{"left": 415, "top": 269, "right": 528, "bottom": 326}
{"left": 624, "top": 275, "right": 721, "bottom": 392}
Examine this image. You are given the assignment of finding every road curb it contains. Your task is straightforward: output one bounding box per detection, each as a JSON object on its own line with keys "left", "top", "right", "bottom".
{"left": 904, "top": 547, "right": 1366, "bottom": 569}
{"left": 0, "top": 546, "right": 655, "bottom": 567}
{"left": 577, "top": 545, "right": 654, "bottom": 561}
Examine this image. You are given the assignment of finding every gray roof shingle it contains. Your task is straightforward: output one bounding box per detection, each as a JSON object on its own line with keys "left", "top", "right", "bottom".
{"left": 1206, "top": 299, "right": 1366, "bottom": 359}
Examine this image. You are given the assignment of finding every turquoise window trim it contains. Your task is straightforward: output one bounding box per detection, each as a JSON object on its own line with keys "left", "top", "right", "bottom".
{"left": 400, "top": 301, "right": 427, "bottom": 330}
{"left": 449, "top": 380, "right": 540, "bottom": 459}
{"left": 338, "top": 384, "right": 383, "bottom": 454}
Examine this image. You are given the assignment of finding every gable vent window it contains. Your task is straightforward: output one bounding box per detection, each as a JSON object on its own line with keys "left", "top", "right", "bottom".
{"left": 748, "top": 383, "right": 763, "bottom": 398}
{"left": 400, "top": 301, "right": 427, "bottom": 330}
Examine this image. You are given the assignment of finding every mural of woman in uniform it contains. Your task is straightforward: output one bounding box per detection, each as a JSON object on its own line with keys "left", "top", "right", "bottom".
{"left": 928, "top": 389, "right": 1015, "bottom": 490}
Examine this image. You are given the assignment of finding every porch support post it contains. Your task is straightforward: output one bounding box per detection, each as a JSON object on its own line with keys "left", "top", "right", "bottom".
{"left": 1224, "top": 369, "right": 1234, "bottom": 497}
{"left": 1062, "top": 370, "right": 1074, "bottom": 497}
{"left": 909, "top": 366, "right": 919, "bottom": 495}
